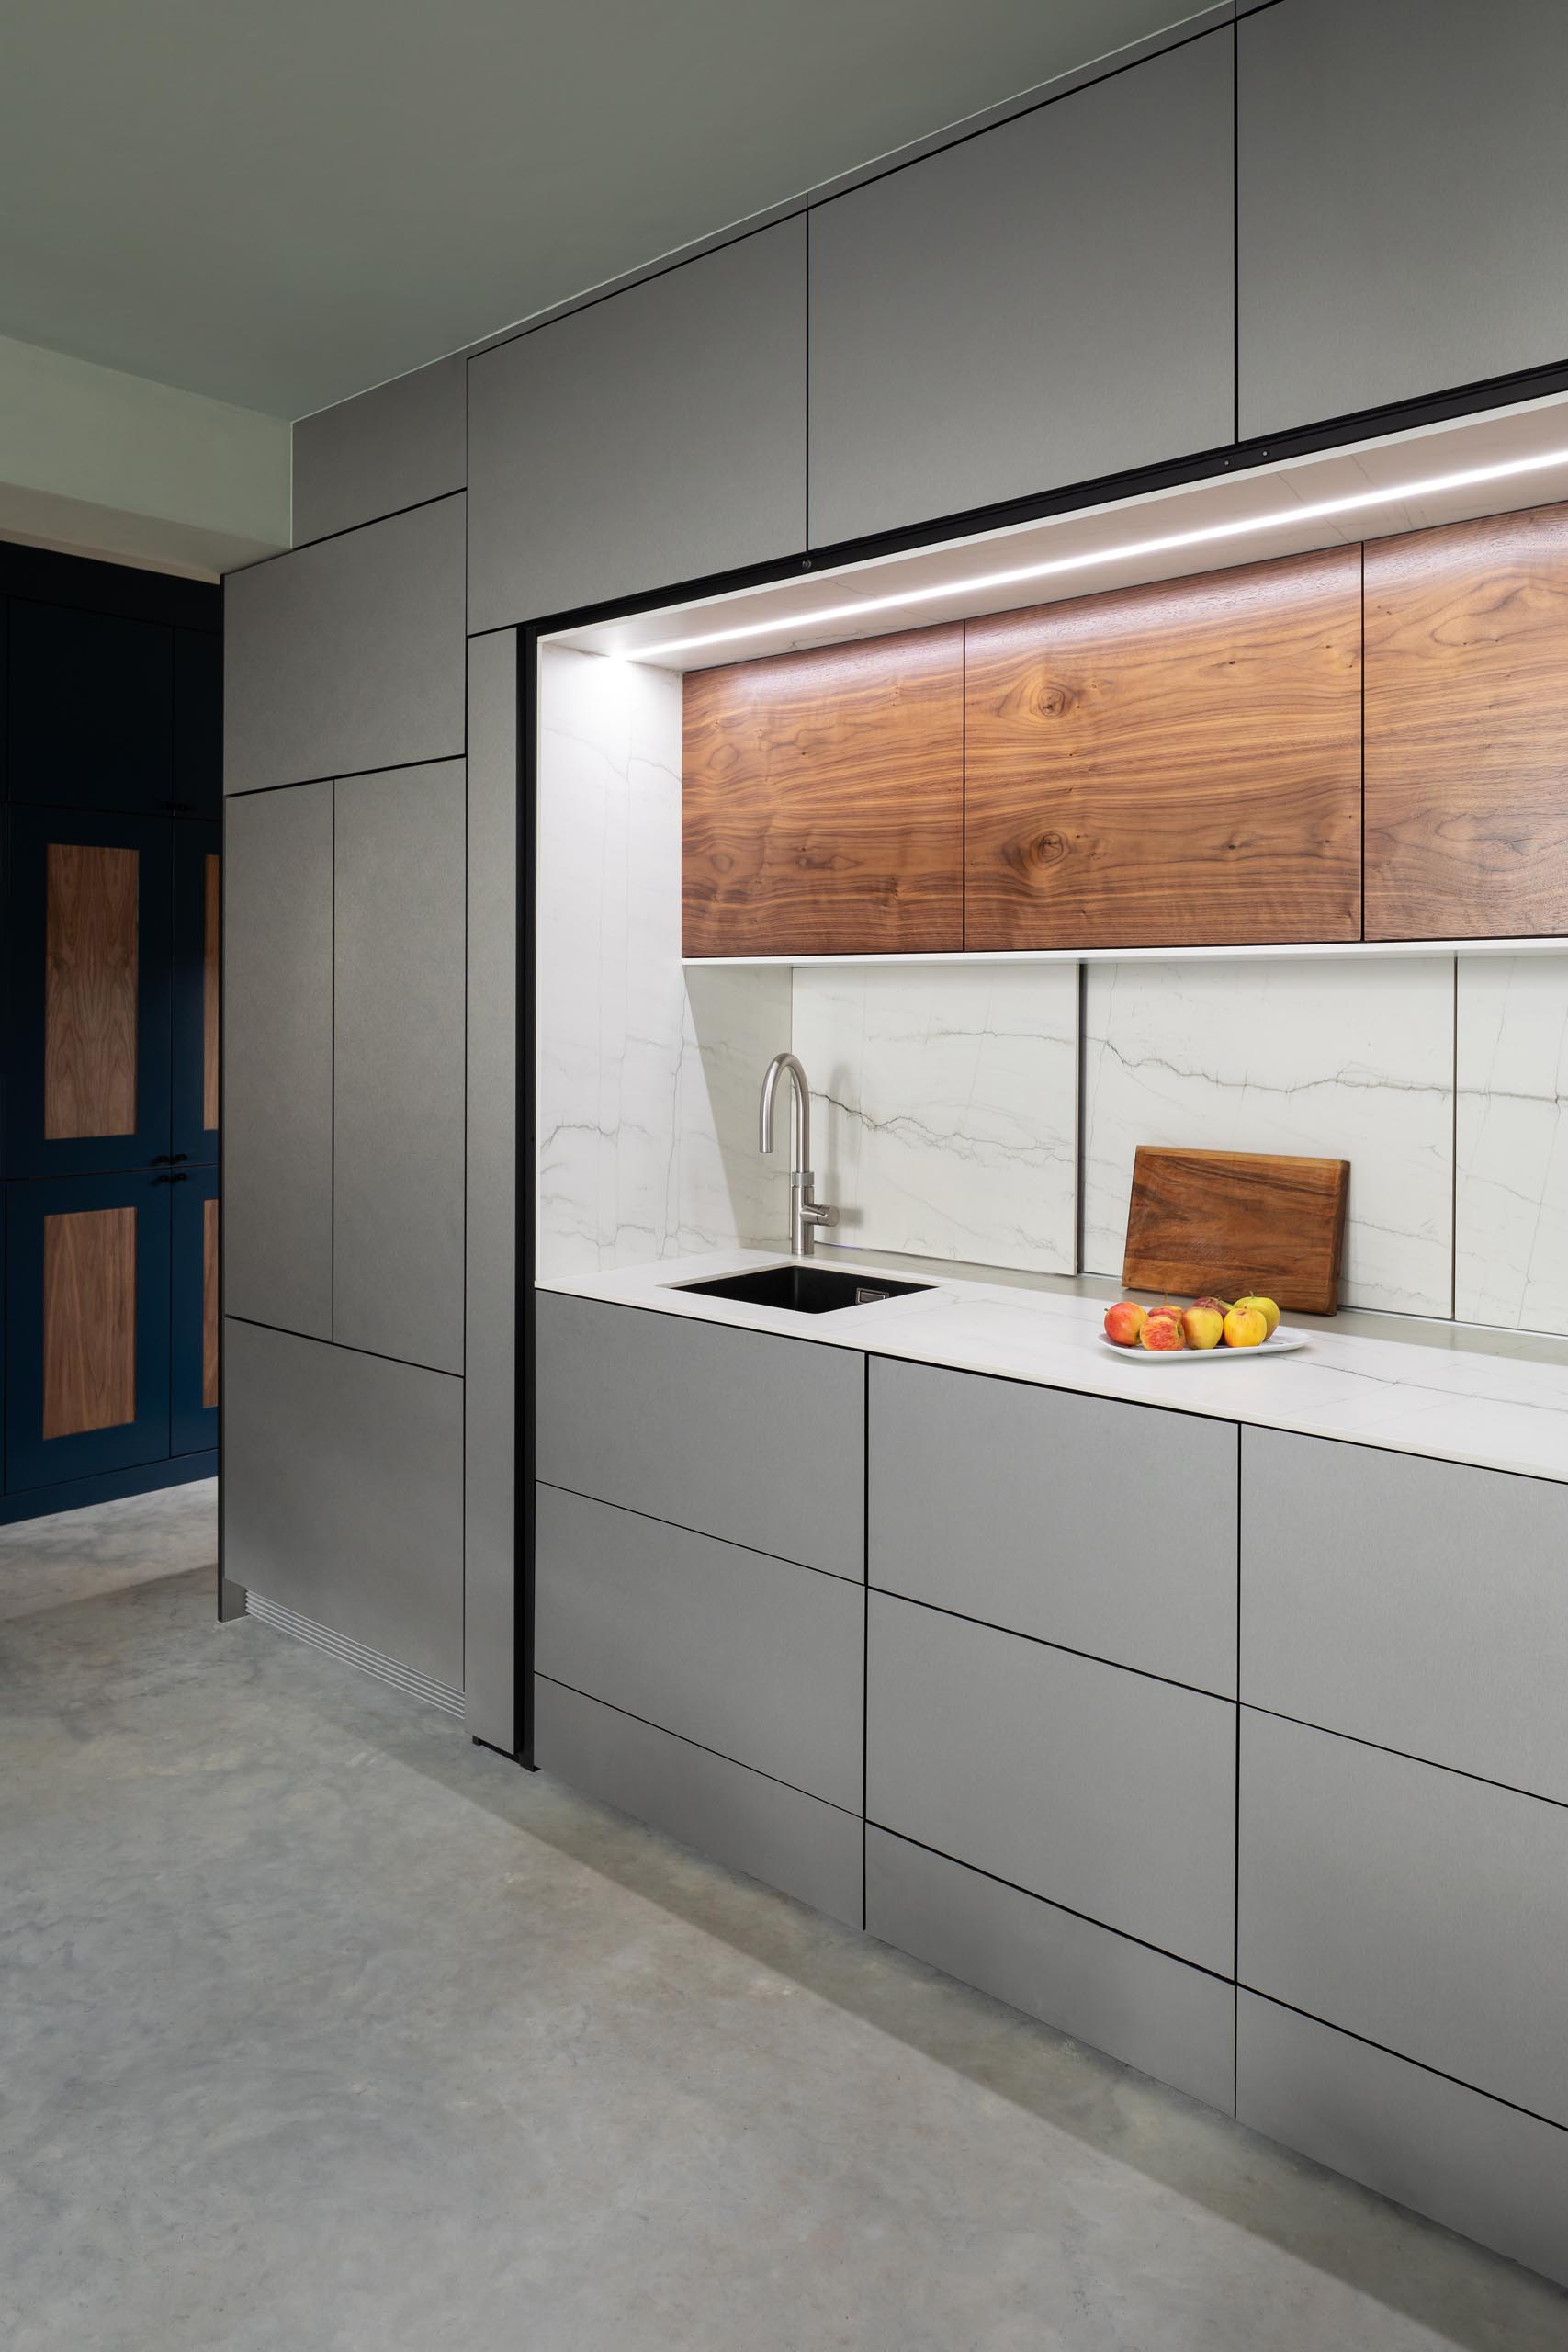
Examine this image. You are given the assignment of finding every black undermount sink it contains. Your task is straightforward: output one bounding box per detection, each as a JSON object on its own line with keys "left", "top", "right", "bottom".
{"left": 671, "top": 1264, "right": 933, "bottom": 1315}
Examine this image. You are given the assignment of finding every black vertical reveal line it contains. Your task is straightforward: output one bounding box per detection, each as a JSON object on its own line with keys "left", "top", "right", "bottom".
{"left": 461, "top": 472, "right": 469, "bottom": 1687}
{"left": 1233, "top": 1428, "right": 1243, "bottom": 2041}
{"left": 1451, "top": 956, "right": 1460, "bottom": 1322}
{"left": 1075, "top": 961, "right": 1089, "bottom": 1275}
{"left": 862, "top": 1350, "right": 870, "bottom": 1932}
{"left": 329, "top": 779, "right": 335, "bottom": 1343}
{"left": 959, "top": 620, "right": 967, "bottom": 950}
{"left": 1359, "top": 542, "right": 1366, "bottom": 940}
{"left": 803, "top": 208, "right": 811, "bottom": 559}
{"left": 1231, "top": 10, "right": 1240, "bottom": 447}
{"left": 519, "top": 624, "right": 539, "bottom": 1768}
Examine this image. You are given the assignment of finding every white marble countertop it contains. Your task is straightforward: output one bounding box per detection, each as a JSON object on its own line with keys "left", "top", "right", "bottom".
{"left": 539, "top": 1249, "right": 1568, "bottom": 1487}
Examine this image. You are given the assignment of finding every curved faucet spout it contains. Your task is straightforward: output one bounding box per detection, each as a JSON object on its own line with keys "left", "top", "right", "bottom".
{"left": 758, "top": 1051, "right": 837, "bottom": 1257}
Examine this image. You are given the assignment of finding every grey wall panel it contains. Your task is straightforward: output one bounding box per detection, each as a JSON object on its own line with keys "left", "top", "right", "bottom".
{"left": 1237, "top": 1993, "right": 1568, "bottom": 2290}
{"left": 292, "top": 356, "right": 466, "bottom": 545}
{"left": 224, "top": 494, "right": 465, "bottom": 792}
{"left": 534, "top": 1292, "right": 863, "bottom": 1578}
{"left": 333, "top": 761, "right": 465, "bottom": 1371}
{"left": 871, "top": 1360, "right": 1236, "bottom": 1694}
{"left": 222, "top": 782, "right": 333, "bottom": 1337}
{"left": 1242, "top": 1430, "right": 1568, "bottom": 1803}
{"left": 463, "top": 630, "right": 518, "bottom": 1752}
{"left": 467, "top": 219, "right": 806, "bottom": 629}
{"left": 867, "top": 1591, "right": 1235, "bottom": 1973}
{"left": 867, "top": 1828, "right": 1235, "bottom": 2112}
{"left": 1239, "top": 1711, "right": 1568, "bottom": 2130}
{"left": 808, "top": 30, "right": 1234, "bottom": 548}
{"left": 223, "top": 1319, "right": 463, "bottom": 1688}
{"left": 535, "top": 1482, "right": 863, "bottom": 1811}
{"left": 1238, "top": 0, "right": 1568, "bottom": 435}
{"left": 535, "top": 1676, "right": 863, "bottom": 1927}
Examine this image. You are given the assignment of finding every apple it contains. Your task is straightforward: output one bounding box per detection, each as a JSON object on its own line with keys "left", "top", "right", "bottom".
{"left": 1191, "top": 1295, "right": 1234, "bottom": 1317}
{"left": 1234, "top": 1294, "right": 1280, "bottom": 1337}
{"left": 1223, "top": 1304, "right": 1268, "bottom": 1349}
{"left": 1140, "top": 1309, "right": 1186, "bottom": 1351}
{"left": 1180, "top": 1303, "right": 1224, "bottom": 1350}
{"left": 1103, "top": 1300, "right": 1147, "bottom": 1348}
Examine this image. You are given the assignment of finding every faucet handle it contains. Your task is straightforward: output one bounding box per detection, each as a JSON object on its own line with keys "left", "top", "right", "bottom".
{"left": 801, "top": 1199, "right": 839, "bottom": 1230}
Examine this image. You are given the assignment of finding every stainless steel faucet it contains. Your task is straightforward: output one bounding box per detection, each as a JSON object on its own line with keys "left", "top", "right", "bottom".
{"left": 758, "top": 1052, "right": 839, "bottom": 1257}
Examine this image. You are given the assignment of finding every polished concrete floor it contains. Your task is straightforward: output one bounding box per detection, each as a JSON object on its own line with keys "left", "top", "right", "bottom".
{"left": 1, "top": 1485, "right": 1562, "bottom": 2352}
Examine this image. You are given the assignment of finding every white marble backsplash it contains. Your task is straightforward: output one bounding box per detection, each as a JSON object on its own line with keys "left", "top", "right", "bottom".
{"left": 1455, "top": 956, "right": 1568, "bottom": 1334}
{"left": 1081, "top": 958, "right": 1456, "bottom": 1316}
{"left": 791, "top": 963, "right": 1079, "bottom": 1272}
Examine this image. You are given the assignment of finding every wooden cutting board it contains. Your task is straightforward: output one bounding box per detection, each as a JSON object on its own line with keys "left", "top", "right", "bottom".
{"left": 1122, "top": 1147, "right": 1349, "bottom": 1316}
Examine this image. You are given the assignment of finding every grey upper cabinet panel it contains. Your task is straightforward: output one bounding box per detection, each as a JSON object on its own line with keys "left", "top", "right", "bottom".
{"left": 1238, "top": 0, "right": 1568, "bottom": 436}
{"left": 1239, "top": 1710, "right": 1568, "bottom": 2131}
{"left": 223, "top": 782, "right": 333, "bottom": 1338}
{"left": 871, "top": 1360, "right": 1237, "bottom": 1695}
{"left": 333, "top": 762, "right": 466, "bottom": 1372}
{"left": 292, "top": 356, "right": 466, "bottom": 546}
{"left": 536, "top": 1483, "right": 863, "bottom": 1811}
{"left": 223, "top": 1320, "right": 464, "bottom": 1690}
{"left": 534, "top": 1292, "right": 863, "bottom": 1579}
{"left": 867, "top": 1591, "right": 1235, "bottom": 1974}
{"left": 1242, "top": 1430, "right": 1568, "bottom": 1804}
{"left": 807, "top": 30, "right": 1235, "bottom": 548}
{"left": 467, "top": 219, "right": 806, "bottom": 629}
{"left": 225, "top": 493, "right": 465, "bottom": 792}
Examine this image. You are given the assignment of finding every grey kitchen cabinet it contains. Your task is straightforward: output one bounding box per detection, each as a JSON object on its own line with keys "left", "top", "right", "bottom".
{"left": 463, "top": 632, "right": 520, "bottom": 1753}
{"left": 1238, "top": 1710, "right": 1568, "bottom": 2131}
{"left": 467, "top": 219, "right": 806, "bottom": 629}
{"left": 224, "top": 493, "right": 465, "bottom": 792}
{"left": 222, "top": 781, "right": 333, "bottom": 1338}
{"left": 1238, "top": 0, "right": 1568, "bottom": 435}
{"left": 1237, "top": 1994, "right": 1568, "bottom": 2290}
{"left": 870, "top": 1360, "right": 1236, "bottom": 1695}
{"left": 807, "top": 28, "right": 1234, "bottom": 548}
{"left": 866, "top": 1590, "right": 1235, "bottom": 1974}
{"left": 333, "top": 762, "right": 466, "bottom": 1372}
{"left": 292, "top": 356, "right": 466, "bottom": 546}
{"left": 533, "top": 1292, "right": 864, "bottom": 1579}
{"left": 1242, "top": 1430, "right": 1568, "bottom": 1803}
{"left": 534, "top": 1677, "right": 864, "bottom": 1928}
{"left": 223, "top": 1319, "right": 464, "bottom": 1690}
{"left": 866, "top": 1828, "right": 1235, "bottom": 2112}
{"left": 535, "top": 1482, "right": 863, "bottom": 1811}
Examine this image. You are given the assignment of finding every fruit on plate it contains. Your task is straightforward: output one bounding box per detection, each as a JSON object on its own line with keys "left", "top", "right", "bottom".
{"left": 1180, "top": 1302, "right": 1225, "bottom": 1351}
{"left": 1103, "top": 1300, "right": 1147, "bottom": 1348}
{"left": 1140, "top": 1306, "right": 1186, "bottom": 1351}
{"left": 1223, "top": 1303, "right": 1269, "bottom": 1349}
{"left": 1191, "top": 1294, "right": 1234, "bottom": 1317}
{"left": 1233, "top": 1293, "right": 1280, "bottom": 1338}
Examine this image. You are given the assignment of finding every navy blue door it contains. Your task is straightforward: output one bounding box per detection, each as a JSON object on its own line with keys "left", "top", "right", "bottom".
{"left": 172, "top": 822, "right": 220, "bottom": 1168}
{"left": 6, "top": 601, "right": 174, "bottom": 812}
{"left": 170, "top": 1168, "right": 218, "bottom": 1457}
{"left": 5, "top": 805, "right": 174, "bottom": 1179}
{"left": 5, "top": 1170, "right": 172, "bottom": 1489}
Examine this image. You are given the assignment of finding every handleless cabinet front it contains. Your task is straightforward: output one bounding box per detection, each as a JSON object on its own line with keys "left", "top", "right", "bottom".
{"left": 534, "top": 1292, "right": 864, "bottom": 1578}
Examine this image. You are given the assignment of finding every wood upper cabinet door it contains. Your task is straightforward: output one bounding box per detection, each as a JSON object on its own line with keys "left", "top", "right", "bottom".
{"left": 1364, "top": 504, "right": 1568, "bottom": 940}
{"left": 682, "top": 625, "right": 964, "bottom": 956}
{"left": 964, "top": 548, "right": 1363, "bottom": 950}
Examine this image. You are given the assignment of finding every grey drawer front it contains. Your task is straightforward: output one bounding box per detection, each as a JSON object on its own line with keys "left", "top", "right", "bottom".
{"left": 1238, "top": 1993, "right": 1568, "bottom": 2290}
{"left": 867, "top": 1828, "right": 1235, "bottom": 2114}
{"left": 535, "top": 1677, "right": 863, "bottom": 1928}
{"left": 292, "top": 356, "right": 465, "bottom": 545}
{"left": 224, "top": 493, "right": 465, "bottom": 793}
{"left": 535, "top": 1483, "right": 863, "bottom": 1811}
{"left": 807, "top": 30, "right": 1233, "bottom": 547}
{"left": 468, "top": 219, "right": 806, "bottom": 629}
{"left": 1239, "top": 1711, "right": 1568, "bottom": 2129}
{"left": 534, "top": 1291, "right": 864, "bottom": 1578}
{"left": 1243, "top": 1429, "right": 1568, "bottom": 1802}
{"left": 867, "top": 1592, "right": 1235, "bottom": 1974}
{"left": 871, "top": 1359, "right": 1236, "bottom": 1694}
{"left": 223, "top": 1319, "right": 463, "bottom": 1689}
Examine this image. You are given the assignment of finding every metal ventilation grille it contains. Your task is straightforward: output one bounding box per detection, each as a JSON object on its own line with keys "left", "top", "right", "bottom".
{"left": 245, "top": 1591, "right": 464, "bottom": 1717}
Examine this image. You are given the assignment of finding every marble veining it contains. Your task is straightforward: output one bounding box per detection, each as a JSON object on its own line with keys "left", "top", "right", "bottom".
{"left": 536, "top": 647, "right": 790, "bottom": 1274}
{"left": 1082, "top": 958, "right": 1456, "bottom": 1317}
{"left": 790, "top": 963, "right": 1079, "bottom": 1273}
{"left": 1456, "top": 956, "right": 1568, "bottom": 1335}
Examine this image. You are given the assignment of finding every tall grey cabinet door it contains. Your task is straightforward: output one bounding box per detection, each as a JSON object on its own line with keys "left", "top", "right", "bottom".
{"left": 807, "top": 30, "right": 1234, "bottom": 548}
{"left": 1238, "top": 0, "right": 1568, "bottom": 435}
{"left": 224, "top": 494, "right": 465, "bottom": 792}
{"left": 333, "top": 762, "right": 466, "bottom": 1372}
{"left": 467, "top": 218, "right": 806, "bottom": 629}
{"left": 292, "top": 356, "right": 466, "bottom": 545}
{"left": 223, "top": 783, "right": 333, "bottom": 1338}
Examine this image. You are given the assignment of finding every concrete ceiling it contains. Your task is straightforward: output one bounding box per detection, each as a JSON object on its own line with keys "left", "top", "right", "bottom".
{"left": 3, "top": 0, "right": 1191, "bottom": 420}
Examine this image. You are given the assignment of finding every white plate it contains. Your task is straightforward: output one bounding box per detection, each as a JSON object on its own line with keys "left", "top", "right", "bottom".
{"left": 1100, "top": 1327, "right": 1309, "bottom": 1362}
